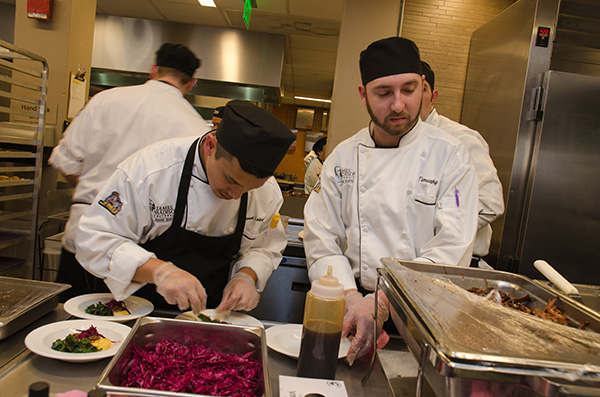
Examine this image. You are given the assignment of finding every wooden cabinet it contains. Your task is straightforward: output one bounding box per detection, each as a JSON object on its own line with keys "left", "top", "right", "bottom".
{"left": 0, "top": 39, "right": 48, "bottom": 278}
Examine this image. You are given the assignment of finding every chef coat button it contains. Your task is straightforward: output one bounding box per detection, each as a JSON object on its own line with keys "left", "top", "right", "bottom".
{"left": 362, "top": 226, "right": 369, "bottom": 233}
{"left": 401, "top": 231, "right": 408, "bottom": 238}
{"left": 407, "top": 189, "right": 413, "bottom": 195}
{"left": 421, "top": 152, "right": 427, "bottom": 158}
{"left": 362, "top": 265, "right": 369, "bottom": 271}
{"left": 360, "top": 186, "right": 366, "bottom": 193}
{"left": 228, "top": 227, "right": 234, "bottom": 233}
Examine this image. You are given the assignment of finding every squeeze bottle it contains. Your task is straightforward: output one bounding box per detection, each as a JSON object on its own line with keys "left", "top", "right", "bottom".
{"left": 296, "top": 266, "right": 345, "bottom": 379}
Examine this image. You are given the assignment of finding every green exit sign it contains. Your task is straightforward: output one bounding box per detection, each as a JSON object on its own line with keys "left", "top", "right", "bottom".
{"left": 243, "top": 0, "right": 252, "bottom": 29}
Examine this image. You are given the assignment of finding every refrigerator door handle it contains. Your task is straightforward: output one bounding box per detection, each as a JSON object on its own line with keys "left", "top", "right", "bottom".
{"left": 527, "top": 86, "right": 545, "bottom": 121}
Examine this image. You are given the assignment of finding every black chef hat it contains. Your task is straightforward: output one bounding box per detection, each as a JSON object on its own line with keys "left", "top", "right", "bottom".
{"left": 155, "top": 43, "right": 201, "bottom": 78}
{"left": 421, "top": 61, "right": 435, "bottom": 91}
{"left": 217, "top": 100, "right": 295, "bottom": 174}
{"left": 359, "top": 37, "right": 422, "bottom": 85}
{"left": 213, "top": 106, "right": 225, "bottom": 119}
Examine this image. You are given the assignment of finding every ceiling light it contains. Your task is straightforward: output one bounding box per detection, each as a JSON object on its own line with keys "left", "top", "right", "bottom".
{"left": 294, "top": 96, "right": 331, "bottom": 103}
{"left": 198, "top": 0, "right": 217, "bottom": 7}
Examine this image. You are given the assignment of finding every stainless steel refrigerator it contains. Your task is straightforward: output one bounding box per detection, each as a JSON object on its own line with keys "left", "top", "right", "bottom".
{"left": 461, "top": 0, "right": 600, "bottom": 284}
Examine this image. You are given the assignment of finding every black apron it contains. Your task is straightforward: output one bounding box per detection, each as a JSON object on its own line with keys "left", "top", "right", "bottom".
{"left": 136, "top": 138, "right": 248, "bottom": 310}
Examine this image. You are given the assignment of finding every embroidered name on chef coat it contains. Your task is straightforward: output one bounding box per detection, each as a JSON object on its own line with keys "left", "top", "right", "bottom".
{"left": 149, "top": 199, "right": 174, "bottom": 223}
{"left": 334, "top": 166, "right": 355, "bottom": 185}
{"left": 99, "top": 191, "right": 123, "bottom": 215}
{"left": 418, "top": 176, "right": 439, "bottom": 186}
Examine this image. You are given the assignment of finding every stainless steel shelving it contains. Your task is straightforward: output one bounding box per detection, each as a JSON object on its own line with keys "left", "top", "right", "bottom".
{"left": 0, "top": 39, "right": 48, "bottom": 279}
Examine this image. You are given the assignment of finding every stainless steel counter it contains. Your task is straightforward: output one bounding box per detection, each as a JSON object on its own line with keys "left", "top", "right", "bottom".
{"left": 0, "top": 306, "right": 408, "bottom": 396}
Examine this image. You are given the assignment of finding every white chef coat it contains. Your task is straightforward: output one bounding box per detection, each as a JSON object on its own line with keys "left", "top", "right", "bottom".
{"left": 304, "top": 120, "right": 479, "bottom": 291}
{"left": 424, "top": 109, "right": 504, "bottom": 257}
{"left": 304, "top": 158, "right": 322, "bottom": 193}
{"left": 49, "top": 80, "right": 210, "bottom": 253}
{"left": 75, "top": 135, "right": 287, "bottom": 300}
{"left": 304, "top": 150, "right": 318, "bottom": 168}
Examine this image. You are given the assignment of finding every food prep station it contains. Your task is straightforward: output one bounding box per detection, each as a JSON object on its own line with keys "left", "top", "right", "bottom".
{"left": 0, "top": 303, "right": 402, "bottom": 397}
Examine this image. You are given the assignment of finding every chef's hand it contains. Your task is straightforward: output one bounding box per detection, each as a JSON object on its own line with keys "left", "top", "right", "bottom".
{"left": 216, "top": 270, "right": 260, "bottom": 315}
{"left": 153, "top": 262, "right": 206, "bottom": 314}
{"left": 343, "top": 290, "right": 390, "bottom": 366}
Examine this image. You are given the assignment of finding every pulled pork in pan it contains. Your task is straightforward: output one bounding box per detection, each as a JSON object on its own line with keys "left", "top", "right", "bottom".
{"left": 466, "top": 286, "right": 589, "bottom": 330}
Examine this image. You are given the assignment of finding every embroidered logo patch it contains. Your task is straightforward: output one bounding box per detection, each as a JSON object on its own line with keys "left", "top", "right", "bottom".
{"left": 334, "top": 166, "right": 355, "bottom": 185}
{"left": 99, "top": 191, "right": 123, "bottom": 215}
{"left": 149, "top": 199, "right": 174, "bottom": 223}
{"left": 313, "top": 178, "right": 321, "bottom": 193}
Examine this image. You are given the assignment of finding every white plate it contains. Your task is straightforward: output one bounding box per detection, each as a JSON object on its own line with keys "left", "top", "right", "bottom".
{"left": 176, "top": 309, "right": 264, "bottom": 328}
{"left": 265, "top": 324, "right": 351, "bottom": 359}
{"left": 25, "top": 319, "right": 131, "bottom": 363}
{"left": 64, "top": 293, "right": 153, "bottom": 323}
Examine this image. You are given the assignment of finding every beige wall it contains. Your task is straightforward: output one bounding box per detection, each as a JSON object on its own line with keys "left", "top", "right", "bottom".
{"left": 402, "top": 0, "right": 516, "bottom": 123}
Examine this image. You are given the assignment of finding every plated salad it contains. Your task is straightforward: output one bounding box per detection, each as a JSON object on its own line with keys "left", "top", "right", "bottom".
{"left": 85, "top": 299, "right": 130, "bottom": 316}
{"left": 51, "top": 326, "right": 114, "bottom": 353}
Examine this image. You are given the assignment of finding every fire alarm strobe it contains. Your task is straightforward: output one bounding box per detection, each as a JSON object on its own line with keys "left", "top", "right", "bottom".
{"left": 27, "top": 0, "right": 53, "bottom": 20}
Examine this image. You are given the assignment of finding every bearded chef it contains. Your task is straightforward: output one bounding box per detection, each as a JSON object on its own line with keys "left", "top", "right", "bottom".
{"left": 303, "top": 37, "right": 479, "bottom": 364}
{"left": 75, "top": 100, "right": 295, "bottom": 314}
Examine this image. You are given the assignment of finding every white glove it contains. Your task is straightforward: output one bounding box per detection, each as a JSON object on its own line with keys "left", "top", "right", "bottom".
{"left": 342, "top": 290, "right": 390, "bottom": 365}
{"left": 153, "top": 262, "right": 206, "bottom": 314}
{"left": 215, "top": 271, "right": 260, "bottom": 315}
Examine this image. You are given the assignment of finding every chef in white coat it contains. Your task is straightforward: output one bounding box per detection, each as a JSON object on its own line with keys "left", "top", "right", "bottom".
{"left": 420, "top": 61, "right": 504, "bottom": 268}
{"left": 304, "top": 37, "right": 479, "bottom": 363}
{"left": 304, "top": 137, "right": 327, "bottom": 193}
{"left": 49, "top": 43, "right": 210, "bottom": 300}
{"left": 75, "top": 100, "right": 295, "bottom": 314}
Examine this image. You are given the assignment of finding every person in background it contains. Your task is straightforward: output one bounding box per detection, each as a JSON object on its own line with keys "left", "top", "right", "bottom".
{"left": 303, "top": 37, "right": 478, "bottom": 364}
{"left": 212, "top": 106, "right": 225, "bottom": 129}
{"left": 49, "top": 43, "right": 211, "bottom": 301}
{"left": 304, "top": 137, "right": 327, "bottom": 193}
{"left": 420, "top": 61, "right": 504, "bottom": 268}
{"left": 75, "top": 100, "right": 295, "bottom": 315}
{"left": 304, "top": 142, "right": 319, "bottom": 168}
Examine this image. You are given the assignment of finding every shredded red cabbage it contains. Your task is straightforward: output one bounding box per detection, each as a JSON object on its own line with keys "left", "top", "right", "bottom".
{"left": 104, "top": 299, "right": 130, "bottom": 314}
{"left": 120, "top": 339, "right": 263, "bottom": 396}
{"left": 75, "top": 326, "right": 105, "bottom": 340}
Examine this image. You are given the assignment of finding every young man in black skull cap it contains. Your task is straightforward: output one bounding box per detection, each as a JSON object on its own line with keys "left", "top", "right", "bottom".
{"left": 303, "top": 37, "right": 479, "bottom": 364}
{"left": 50, "top": 43, "right": 211, "bottom": 301}
{"left": 75, "top": 100, "right": 295, "bottom": 315}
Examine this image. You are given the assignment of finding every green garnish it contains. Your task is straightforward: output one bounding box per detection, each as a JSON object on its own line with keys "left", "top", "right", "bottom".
{"left": 85, "top": 301, "right": 113, "bottom": 316}
{"left": 197, "top": 313, "right": 229, "bottom": 324}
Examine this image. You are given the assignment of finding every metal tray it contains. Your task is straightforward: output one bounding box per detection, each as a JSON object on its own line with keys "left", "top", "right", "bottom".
{"left": 0, "top": 276, "right": 70, "bottom": 340}
{"left": 97, "top": 316, "right": 271, "bottom": 397}
{"left": 377, "top": 258, "right": 600, "bottom": 397}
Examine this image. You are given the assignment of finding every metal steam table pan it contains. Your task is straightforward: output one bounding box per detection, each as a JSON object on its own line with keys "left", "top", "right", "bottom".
{"left": 97, "top": 316, "right": 271, "bottom": 397}
{"left": 377, "top": 258, "right": 600, "bottom": 397}
{"left": 0, "top": 276, "right": 70, "bottom": 340}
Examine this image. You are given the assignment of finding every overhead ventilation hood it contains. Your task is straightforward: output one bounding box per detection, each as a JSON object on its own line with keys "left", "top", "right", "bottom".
{"left": 91, "top": 15, "right": 284, "bottom": 103}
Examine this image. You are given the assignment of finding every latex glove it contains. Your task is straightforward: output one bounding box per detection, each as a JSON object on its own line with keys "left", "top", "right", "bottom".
{"left": 153, "top": 262, "right": 206, "bottom": 314}
{"left": 343, "top": 290, "right": 390, "bottom": 366}
{"left": 215, "top": 271, "right": 260, "bottom": 315}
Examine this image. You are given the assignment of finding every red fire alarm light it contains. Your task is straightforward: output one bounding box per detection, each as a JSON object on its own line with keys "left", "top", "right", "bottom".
{"left": 27, "top": 0, "right": 53, "bottom": 20}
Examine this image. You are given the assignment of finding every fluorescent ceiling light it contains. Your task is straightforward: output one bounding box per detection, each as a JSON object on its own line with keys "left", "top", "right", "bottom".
{"left": 198, "top": 0, "right": 217, "bottom": 7}
{"left": 294, "top": 96, "right": 331, "bottom": 103}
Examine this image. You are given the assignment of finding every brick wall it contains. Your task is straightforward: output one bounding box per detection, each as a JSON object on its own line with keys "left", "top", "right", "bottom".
{"left": 402, "top": 0, "right": 516, "bottom": 123}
